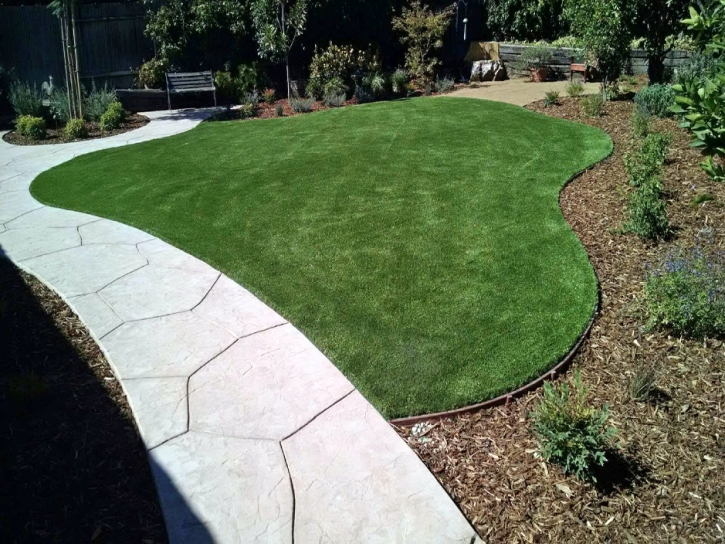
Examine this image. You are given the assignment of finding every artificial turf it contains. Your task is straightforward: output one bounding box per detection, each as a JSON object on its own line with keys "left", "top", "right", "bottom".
{"left": 31, "top": 97, "right": 612, "bottom": 418}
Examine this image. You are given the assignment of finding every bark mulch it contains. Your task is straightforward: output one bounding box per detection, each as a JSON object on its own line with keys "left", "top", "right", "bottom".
{"left": 395, "top": 97, "right": 725, "bottom": 543}
{"left": 0, "top": 259, "right": 167, "bottom": 543}
{"left": 2, "top": 113, "right": 149, "bottom": 146}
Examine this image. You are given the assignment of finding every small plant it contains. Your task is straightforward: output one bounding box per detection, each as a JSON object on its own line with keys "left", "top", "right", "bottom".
{"left": 631, "top": 106, "right": 651, "bottom": 139}
{"left": 323, "top": 76, "right": 347, "bottom": 98}
{"left": 289, "top": 97, "right": 315, "bottom": 113}
{"left": 645, "top": 244, "right": 725, "bottom": 338}
{"left": 262, "top": 88, "right": 276, "bottom": 104}
{"left": 531, "top": 372, "right": 616, "bottom": 481}
{"left": 64, "top": 118, "right": 88, "bottom": 139}
{"left": 275, "top": 103, "right": 284, "bottom": 117}
{"left": 99, "top": 101, "right": 125, "bottom": 131}
{"left": 581, "top": 93, "right": 604, "bottom": 117}
{"left": 435, "top": 76, "right": 455, "bottom": 94}
{"left": 691, "top": 193, "right": 715, "bottom": 207}
{"left": 634, "top": 84, "right": 675, "bottom": 118}
{"left": 624, "top": 181, "right": 669, "bottom": 240}
{"left": 15, "top": 115, "right": 46, "bottom": 140}
{"left": 9, "top": 81, "right": 44, "bottom": 117}
{"left": 628, "top": 363, "right": 657, "bottom": 400}
{"left": 48, "top": 87, "right": 71, "bottom": 124}
{"left": 84, "top": 82, "right": 117, "bottom": 122}
{"left": 323, "top": 92, "right": 346, "bottom": 108}
{"left": 355, "top": 84, "right": 375, "bottom": 104}
{"left": 543, "top": 90, "right": 560, "bottom": 107}
{"left": 137, "top": 57, "right": 166, "bottom": 89}
{"left": 565, "top": 81, "right": 584, "bottom": 98}
{"left": 215, "top": 71, "right": 237, "bottom": 100}
{"left": 514, "top": 45, "right": 553, "bottom": 78}
{"left": 391, "top": 69, "right": 409, "bottom": 95}
{"left": 365, "top": 72, "right": 388, "bottom": 97}
{"left": 624, "top": 132, "right": 671, "bottom": 187}
{"left": 240, "top": 91, "right": 260, "bottom": 118}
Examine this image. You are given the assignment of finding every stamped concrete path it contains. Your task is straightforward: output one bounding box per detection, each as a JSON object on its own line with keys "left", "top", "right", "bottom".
{"left": 0, "top": 110, "right": 479, "bottom": 543}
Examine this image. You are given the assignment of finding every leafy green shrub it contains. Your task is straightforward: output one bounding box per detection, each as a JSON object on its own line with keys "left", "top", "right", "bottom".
{"left": 531, "top": 373, "right": 616, "bottom": 481}
{"left": 15, "top": 115, "right": 46, "bottom": 140}
{"left": 307, "top": 43, "right": 360, "bottom": 99}
{"left": 363, "top": 72, "right": 387, "bottom": 97}
{"left": 241, "top": 91, "right": 259, "bottom": 118}
{"left": 263, "top": 88, "right": 276, "bottom": 103}
{"left": 64, "top": 118, "right": 88, "bottom": 139}
{"left": 624, "top": 132, "right": 671, "bottom": 187}
{"left": 634, "top": 84, "right": 675, "bottom": 118}
{"left": 391, "top": 69, "right": 409, "bottom": 95}
{"left": 631, "top": 106, "right": 650, "bottom": 138}
{"left": 355, "top": 84, "right": 375, "bottom": 104}
{"left": 99, "top": 101, "right": 125, "bottom": 131}
{"left": 645, "top": 244, "right": 725, "bottom": 338}
{"left": 84, "top": 82, "right": 117, "bottom": 122}
{"left": 565, "top": 81, "right": 584, "bottom": 98}
{"left": 48, "top": 87, "right": 71, "bottom": 124}
{"left": 691, "top": 193, "right": 715, "bottom": 207}
{"left": 323, "top": 76, "right": 347, "bottom": 98}
{"left": 674, "top": 50, "right": 717, "bottom": 85}
{"left": 543, "top": 90, "right": 560, "bottom": 107}
{"left": 435, "top": 76, "right": 455, "bottom": 93}
{"left": 514, "top": 44, "right": 553, "bottom": 73}
{"left": 581, "top": 93, "right": 604, "bottom": 117}
{"left": 9, "top": 82, "right": 44, "bottom": 117}
{"left": 137, "top": 58, "right": 166, "bottom": 89}
{"left": 323, "top": 92, "right": 346, "bottom": 107}
{"left": 624, "top": 181, "right": 669, "bottom": 240}
{"left": 237, "top": 62, "right": 270, "bottom": 95}
{"left": 289, "top": 97, "right": 314, "bottom": 113}
{"left": 215, "top": 71, "right": 237, "bottom": 100}
{"left": 275, "top": 103, "right": 284, "bottom": 117}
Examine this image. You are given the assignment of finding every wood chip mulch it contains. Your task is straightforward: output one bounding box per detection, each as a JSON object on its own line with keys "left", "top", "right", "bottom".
{"left": 0, "top": 259, "right": 167, "bottom": 543}
{"left": 395, "top": 97, "right": 725, "bottom": 543}
{"left": 2, "top": 113, "right": 150, "bottom": 146}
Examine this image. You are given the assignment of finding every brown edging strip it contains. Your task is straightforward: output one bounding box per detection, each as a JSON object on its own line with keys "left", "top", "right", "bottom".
{"left": 388, "top": 310, "right": 597, "bottom": 426}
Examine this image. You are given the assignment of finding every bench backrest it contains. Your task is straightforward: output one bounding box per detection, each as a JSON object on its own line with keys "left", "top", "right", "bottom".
{"left": 166, "top": 71, "right": 215, "bottom": 93}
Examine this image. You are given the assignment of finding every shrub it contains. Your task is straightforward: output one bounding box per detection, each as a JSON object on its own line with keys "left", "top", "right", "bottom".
{"left": 323, "top": 76, "right": 347, "bottom": 98}
{"left": 275, "top": 103, "right": 284, "bottom": 117}
{"left": 624, "top": 132, "right": 671, "bottom": 187}
{"left": 531, "top": 373, "right": 616, "bottom": 481}
{"left": 628, "top": 363, "right": 657, "bottom": 400}
{"left": 48, "top": 87, "right": 71, "bottom": 124}
{"left": 289, "top": 97, "right": 315, "bottom": 113}
{"left": 15, "top": 115, "right": 46, "bottom": 140}
{"left": 691, "top": 193, "right": 715, "bottom": 207}
{"left": 263, "top": 88, "right": 276, "bottom": 103}
{"left": 355, "top": 84, "right": 375, "bottom": 104}
{"left": 215, "top": 71, "right": 237, "bottom": 100}
{"left": 624, "top": 181, "right": 669, "bottom": 240}
{"left": 323, "top": 92, "right": 346, "bottom": 107}
{"left": 435, "top": 76, "right": 455, "bottom": 94}
{"left": 645, "top": 244, "right": 725, "bottom": 338}
{"left": 9, "top": 81, "right": 44, "bottom": 117}
{"left": 64, "top": 118, "right": 88, "bottom": 139}
{"left": 237, "top": 62, "right": 270, "bottom": 95}
{"left": 137, "top": 58, "right": 166, "bottom": 89}
{"left": 84, "top": 82, "right": 117, "bottom": 122}
{"left": 307, "top": 43, "right": 358, "bottom": 99}
{"left": 631, "top": 106, "right": 650, "bottom": 139}
{"left": 674, "top": 50, "right": 717, "bottom": 85}
{"left": 391, "top": 69, "right": 409, "bottom": 95}
{"left": 99, "top": 101, "right": 125, "bottom": 131}
{"left": 514, "top": 45, "right": 553, "bottom": 73}
{"left": 240, "top": 91, "right": 259, "bottom": 118}
{"left": 363, "top": 72, "right": 387, "bottom": 97}
{"left": 581, "top": 93, "right": 604, "bottom": 117}
{"left": 543, "top": 90, "right": 560, "bottom": 107}
{"left": 634, "top": 84, "right": 675, "bottom": 118}
{"left": 565, "top": 81, "right": 584, "bottom": 98}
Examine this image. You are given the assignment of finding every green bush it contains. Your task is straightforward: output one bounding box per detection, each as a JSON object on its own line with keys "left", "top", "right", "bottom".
{"left": 531, "top": 373, "right": 616, "bottom": 481}
{"left": 137, "top": 58, "right": 166, "bottom": 89}
{"left": 674, "top": 50, "right": 717, "bottom": 85}
{"left": 631, "top": 106, "right": 650, "bottom": 138}
{"left": 48, "top": 87, "right": 71, "bottom": 124}
{"left": 15, "top": 115, "right": 46, "bottom": 140}
{"left": 323, "top": 92, "right": 346, "bottom": 107}
{"left": 391, "top": 69, "right": 409, "bottom": 95}
{"left": 624, "top": 132, "right": 671, "bottom": 187}
{"left": 645, "top": 244, "right": 725, "bottom": 338}
{"left": 84, "top": 82, "right": 117, "bottom": 122}
{"left": 99, "top": 101, "right": 125, "bottom": 131}
{"left": 215, "top": 71, "right": 237, "bottom": 100}
{"left": 275, "top": 103, "right": 284, "bottom": 117}
{"left": 355, "top": 84, "right": 375, "bottom": 104}
{"left": 262, "top": 88, "right": 276, "bottom": 104}
{"left": 237, "top": 62, "right": 270, "bottom": 95}
{"left": 240, "top": 91, "right": 259, "bottom": 118}
{"left": 64, "top": 118, "right": 88, "bottom": 139}
{"left": 565, "top": 81, "right": 584, "bottom": 98}
{"left": 307, "top": 43, "right": 360, "bottom": 99}
{"left": 514, "top": 44, "right": 553, "bottom": 72}
{"left": 363, "top": 72, "right": 387, "bottom": 97}
{"left": 543, "top": 90, "right": 560, "bottom": 107}
{"left": 624, "top": 181, "right": 669, "bottom": 240}
{"left": 9, "top": 82, "right": 44, "bottom": 117}
{"left": 435, "top": 76, "right": 455, "bottom": 94}
{"left": 323, "top": 76, "right": 347, "bottom": 98}
{"left": 628, "top": 363, "right": 657, "bottom": 400}
{"left": 581, "top": 93, "right": 604, "bottom": 117}
{"left": 289, "top": 97, "right": 315, "bottom": 113}
{"left": 634, "top": 84, "right": 675, "bottom": 118}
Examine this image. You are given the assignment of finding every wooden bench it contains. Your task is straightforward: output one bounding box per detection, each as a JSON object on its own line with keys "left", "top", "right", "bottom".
{"left": 165, "top": 71, "right": 216, "bottom": 110}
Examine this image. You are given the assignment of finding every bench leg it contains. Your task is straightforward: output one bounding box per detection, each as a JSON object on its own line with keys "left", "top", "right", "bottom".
{"left": 167, "top": 88, "right": 171, "bottom": 111}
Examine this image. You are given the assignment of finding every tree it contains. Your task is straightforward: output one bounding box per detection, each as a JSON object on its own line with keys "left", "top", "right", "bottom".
{"left": 634, "top": 0, "right": 691, "bottom": 82}
{"left": 484, "top": 0, "right": 568, "bottom": 42}
{"left": 251, "top": 0, "right": 310, "bottom": 98}
{"left": 564, "top": 0, "right": 636, "bottom": 90}
{"left": 392, "top": 1, "right": 455, "bottom": 86}
{"left": 49, "top": 0, "right": 83, "bottom": 119}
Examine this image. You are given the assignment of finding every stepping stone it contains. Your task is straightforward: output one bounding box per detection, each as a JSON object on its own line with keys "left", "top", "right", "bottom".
{"left": 194, "top": 274, "right": 287, "bottom": 337}
{"left": 189, "top": 324, "right": 354, "bottom": 440}
{"left": 68, "top": 293, "right": 124, "bottom": 338}
{"left": 150, "top": 432, "right": 292, "bottom": 544}
{"left": 123, "top": 377, "right": 188, "bottom": 449}
{"left": 283, "top": 391, "right": 480, "bottom": 543}
{"left": 21, "top": 244, "right": 147, "bottom": 297}
{"left": 0, "top": 174, "right": 29, "bottom": 193}
{"left": 0, "top": 192, "right": 43, "bottom": 224}
{"left": 99, "top": 265, "right": 219, "bottom": 321}
{"left": 0, "top": 227, "right": 80, "bottom": 261}
{"left": 5, "top": 206, "right": 98, "bottom": 229}
{"left": 138, "top": 238, "right": 216, "bottom": 275}
{"left": 79, "top": 219, "right": 155, "bottom": 245}
{"left": 103, "top": 311, "right": 236, "bottom": 379}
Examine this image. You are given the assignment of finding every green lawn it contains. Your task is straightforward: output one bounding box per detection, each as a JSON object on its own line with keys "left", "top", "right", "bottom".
{"left": 32, "top": 97, "right": 611, "bottom": 418}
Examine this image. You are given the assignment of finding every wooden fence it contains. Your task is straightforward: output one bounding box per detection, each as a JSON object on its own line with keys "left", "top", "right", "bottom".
{"left": 498, "top": 44, "right": 692, "bottom": 78}
{"left": 0, "top": 3, "right": 153, "bottom": 90}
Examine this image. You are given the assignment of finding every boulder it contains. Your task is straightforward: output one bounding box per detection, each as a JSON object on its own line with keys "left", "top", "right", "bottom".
{"left": 470, "top": 60, "right": 508, "bottom": 82}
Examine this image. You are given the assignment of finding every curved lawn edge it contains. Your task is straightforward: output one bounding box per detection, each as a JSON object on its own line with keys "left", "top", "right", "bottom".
{"left": 390, "top": 144, "right": 613, "bottom": 425}
{"left": 29, "top": 98, "right": 613, "bottom": 418}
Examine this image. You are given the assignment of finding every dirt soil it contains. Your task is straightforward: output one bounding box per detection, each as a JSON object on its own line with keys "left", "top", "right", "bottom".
{"left": 396, "top": 97, "right": 725, "bottom": 543}
{"left": 0, "top": 259, "right": 167, "bottom": 543}
{"left": 2, "top": 113, "right": 150, "bottom": 146}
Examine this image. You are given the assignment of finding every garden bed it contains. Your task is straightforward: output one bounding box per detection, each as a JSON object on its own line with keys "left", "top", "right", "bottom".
{"left": 2, "top": 113, "right": 149, "bottom": 146}
{"left": 396, "top": 98, "right": 725, "bottom": 542}
{"left": 0, "top": 259, "right": 166, "bottom": 542}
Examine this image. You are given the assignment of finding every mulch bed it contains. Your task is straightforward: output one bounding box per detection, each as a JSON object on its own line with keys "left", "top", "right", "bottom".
{"left": 0, "top": 259, "right": 167, "bottom": 543}
{"left": 395, "top": 97, "right": 725, "bottom": 542}
{"left": 2, "top": 113, "right": 149, "bottom": 146}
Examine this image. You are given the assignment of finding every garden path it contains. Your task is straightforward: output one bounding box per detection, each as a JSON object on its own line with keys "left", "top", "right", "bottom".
{"left": 449, "top": 77, "right": 599, "bottom": 106}
{"left": 0, "top": 109, "right": 479, "bottom": 543}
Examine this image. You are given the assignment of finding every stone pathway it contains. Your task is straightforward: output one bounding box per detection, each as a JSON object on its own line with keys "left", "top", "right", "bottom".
{"left": 0, "top": 110, "right": 479, "bottom": 543}
{"left": 448, "top": 77, "right": 599, "bottom": 106}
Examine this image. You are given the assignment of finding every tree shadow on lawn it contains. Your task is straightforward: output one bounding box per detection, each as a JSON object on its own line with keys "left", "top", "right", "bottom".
{"left": 0, "top": 254, "right": 208, "bottom": 543}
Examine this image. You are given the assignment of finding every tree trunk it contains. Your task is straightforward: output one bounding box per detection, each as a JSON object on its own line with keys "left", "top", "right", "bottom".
{"left": 282, "top": 2, "right": 290, "bottom": 99}
{"left": 70, "top": 1, "right": 83, "bottom": 119}
{"left": 647, "top": 53, "right": 666, "bottom": 84}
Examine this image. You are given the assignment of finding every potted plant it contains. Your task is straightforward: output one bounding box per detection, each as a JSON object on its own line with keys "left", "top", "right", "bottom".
{"left": 515, "top": 45, "right": 554, "bottom": 82}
